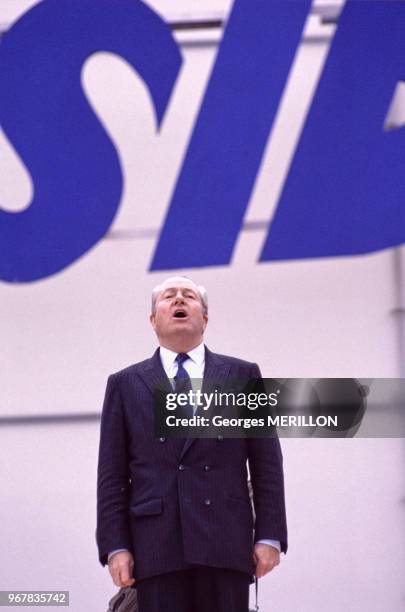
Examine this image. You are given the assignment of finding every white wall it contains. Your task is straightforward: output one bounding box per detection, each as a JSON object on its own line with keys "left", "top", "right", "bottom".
{"left": 1, "top": 1, "right": 404, "bottom": 610}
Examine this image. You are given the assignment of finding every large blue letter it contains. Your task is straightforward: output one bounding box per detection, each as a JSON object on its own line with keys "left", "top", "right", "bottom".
{"left": 151, "top": 0, "right": 311, "bottom": 270}
{"left": 261, "top": 0, "right": 405, "bottom": 262}
{"left": 0, "top": 0, "right": 181, "bottom": 282}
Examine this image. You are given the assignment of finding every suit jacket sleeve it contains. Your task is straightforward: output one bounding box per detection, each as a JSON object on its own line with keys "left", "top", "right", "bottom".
{"left": 247, "top": 364, "right": 288, "bottom": 553}
{"left": 96, "top": 374, "right": 132, "bottom": 566}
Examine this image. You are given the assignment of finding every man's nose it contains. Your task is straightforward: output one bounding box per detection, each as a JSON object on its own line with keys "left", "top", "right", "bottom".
{"left": 174, "top": 291, "right": 185, "bottom": 302}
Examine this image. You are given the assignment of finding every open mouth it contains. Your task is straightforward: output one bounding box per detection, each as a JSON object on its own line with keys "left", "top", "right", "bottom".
{"left": 173, "top": 309, "right": 188, "bottom": 319}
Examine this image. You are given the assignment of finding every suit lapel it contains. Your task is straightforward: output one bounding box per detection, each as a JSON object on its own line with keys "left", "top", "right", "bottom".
{"left": 200, "top": 347, "right": 231, "bottom": 396}
{"left": 180, "top": 346, "right": 231, "bottom": 460}
{"left": 139, "top": 348, "right": 173, "bottom": 396}
{"left": 139, "top": 349, "right": 185, "bottom": 457}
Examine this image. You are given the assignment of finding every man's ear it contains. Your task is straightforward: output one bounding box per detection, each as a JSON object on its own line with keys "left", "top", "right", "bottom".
{"left": 202, "top": 314, "right": 208, "bottom": 332}
{"left": 150, "top": 313, "right": 156, "bottom": 330}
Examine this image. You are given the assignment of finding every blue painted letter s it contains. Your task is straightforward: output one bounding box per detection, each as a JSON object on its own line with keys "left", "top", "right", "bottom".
{"left": 0, "top": 0, "right": 181, "bottom": 282}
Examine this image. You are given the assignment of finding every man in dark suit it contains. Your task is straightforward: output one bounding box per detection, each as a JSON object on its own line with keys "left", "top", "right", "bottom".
{"left": 97, "top": 276, "right": 287, "bottom": 612}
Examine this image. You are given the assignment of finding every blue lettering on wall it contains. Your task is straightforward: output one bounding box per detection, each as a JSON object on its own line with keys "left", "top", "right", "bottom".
{"left": 0, "top": 0, "right": 181, "bottom": 282}
{"left": 261, "top": 0, "right": 405, "bottom": 262}
{"left": 1, "top": 0, "right": 404, "bottom": 282}
{"left": 150, "top": 0, "right": 311, "bottom": 270}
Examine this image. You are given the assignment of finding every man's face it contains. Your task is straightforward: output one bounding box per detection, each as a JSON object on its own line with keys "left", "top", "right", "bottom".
{"left": 150, "top": 280, "right": 208, "bottom": 349}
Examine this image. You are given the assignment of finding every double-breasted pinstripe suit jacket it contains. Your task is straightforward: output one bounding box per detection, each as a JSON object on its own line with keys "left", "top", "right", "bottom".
{"left": 96, "top": 346, "right": 287, "bottom": 580}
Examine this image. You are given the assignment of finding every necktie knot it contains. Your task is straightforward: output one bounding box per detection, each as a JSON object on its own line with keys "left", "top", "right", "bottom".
{"left": 175, "top": 353, "right": 189, "bottom": 366}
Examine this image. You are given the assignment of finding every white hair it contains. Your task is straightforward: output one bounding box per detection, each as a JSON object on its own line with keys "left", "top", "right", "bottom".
{"left": 151, "top": 276, "right": 208, "bottom": 315}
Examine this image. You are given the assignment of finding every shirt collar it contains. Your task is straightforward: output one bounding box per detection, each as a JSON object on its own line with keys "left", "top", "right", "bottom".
{"left": 159, "top": 342, "right": 205, "bottom": 370}
{"left": 186, "top": 342, "right": 205, "bottom": 367}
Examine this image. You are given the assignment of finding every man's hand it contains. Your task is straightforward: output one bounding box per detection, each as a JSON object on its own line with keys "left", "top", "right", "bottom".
{"left": 108, "top": 551, "right": 135, "bottom": 587}
{"left": 253, "top": 543, "right": 280, "bottom": 578}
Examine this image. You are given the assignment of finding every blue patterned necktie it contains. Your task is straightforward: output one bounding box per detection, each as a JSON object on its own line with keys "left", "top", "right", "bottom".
{"left": 174, "top": 353, "right": 193, "bottom": 417}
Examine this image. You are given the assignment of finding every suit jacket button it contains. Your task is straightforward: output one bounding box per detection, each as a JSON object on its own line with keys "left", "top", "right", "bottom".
{"left": 204, "top": 498, "right": 212, "bottom": 506}
{"left": 204, "top": 465, "right": 211, "bottom": 471}
{"left": 159, "top": 437, "right": 166, "bottom": 443}
{"left": 178, "top": 464, "right": 185, "bottom": 471}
